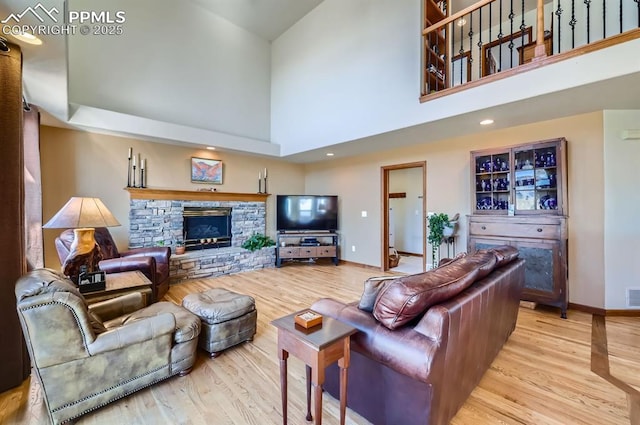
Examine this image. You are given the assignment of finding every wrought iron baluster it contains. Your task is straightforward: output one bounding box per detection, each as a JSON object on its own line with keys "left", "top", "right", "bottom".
{"left": 636, "top": 0, "right": 640, "bottom": 27}
{"left": 468, "top": 12, "right": 474, "bottom": 79}
{"left": 603, "top": 0, "right": 606, "bottom": 39}
{"left": 499, "top": 0, "right": 504, "bottom": 71}
{"left": 570, "top": 0, "right": 576, "bottom": 48}
{"left": 585, "top": 0, "right": 591, "bottom": 43}
{"left": 509, "top": 0, "right": 515, "bottom": 69}
{"left": 520, "top": 0, "right": 525, "bottom": 63}
{"left": 478, "top": 7, "right": 483, "bottom": 79}
{"left": 459, "top": 19, "right": 464, "bottom": 85}
{"left": 556, "top": 0, "right": 563, "bottom": 53}
{"left": 619, "top": 0, "right": 623, "bottom": 33}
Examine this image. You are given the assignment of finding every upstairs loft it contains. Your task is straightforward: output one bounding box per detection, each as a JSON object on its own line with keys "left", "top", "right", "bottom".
{"left": 421, "top": 0, "right": 640, "bottom": 101}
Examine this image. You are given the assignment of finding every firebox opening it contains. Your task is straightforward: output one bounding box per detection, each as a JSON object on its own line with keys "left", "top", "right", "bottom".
{"left": 183, "top": 207, "right": 232, "bottom": 251}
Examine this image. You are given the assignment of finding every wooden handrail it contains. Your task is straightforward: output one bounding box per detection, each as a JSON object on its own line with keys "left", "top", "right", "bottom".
{"left": 423, "top": 0, "right": 495, "bottom": 35}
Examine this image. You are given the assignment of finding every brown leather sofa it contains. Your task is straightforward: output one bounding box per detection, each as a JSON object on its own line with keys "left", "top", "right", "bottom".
{"left": 55, "top": 227, "right": 171, "bottom": 301}
{"left": 15, "top": 268, "right": 201, "bottom": 425}
{"left": 312, "top": 246, "right": 525, "bottom": 425}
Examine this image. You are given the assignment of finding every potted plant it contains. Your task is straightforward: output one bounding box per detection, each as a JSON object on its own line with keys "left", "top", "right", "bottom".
{"left": 428, "top": 213, "right": 451, "bottom": 268}
{"left": 175, "top": 241, "right": 185, "bottom": 255}
{"left": 241, "top": 233, "right": 276, "bottom": 252}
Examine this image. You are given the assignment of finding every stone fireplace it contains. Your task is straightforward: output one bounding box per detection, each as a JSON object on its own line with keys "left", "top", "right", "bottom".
{"left": 126, "top": 188, "right": 274, "bottom": 282}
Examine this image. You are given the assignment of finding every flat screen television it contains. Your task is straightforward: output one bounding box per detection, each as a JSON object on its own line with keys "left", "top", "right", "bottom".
{"left": 276, "top": 195, "right": 338, "bottom": 232}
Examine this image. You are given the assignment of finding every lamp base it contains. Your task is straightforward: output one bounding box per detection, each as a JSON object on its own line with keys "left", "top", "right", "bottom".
{"left": 62, "top": 228, "right": 103, "bottom": 283}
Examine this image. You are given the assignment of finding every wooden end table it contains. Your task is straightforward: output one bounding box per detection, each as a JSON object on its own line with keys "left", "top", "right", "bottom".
{"left": 271, "top": 310, "right": 357, "bottom": 425}
{"left": 83, "top": 270, "right": 153, "bottom": 305}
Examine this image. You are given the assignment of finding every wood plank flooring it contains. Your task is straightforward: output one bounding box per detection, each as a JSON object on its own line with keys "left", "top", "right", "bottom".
{"left": 0, "top": 263, "right": 637, "bottom": 424}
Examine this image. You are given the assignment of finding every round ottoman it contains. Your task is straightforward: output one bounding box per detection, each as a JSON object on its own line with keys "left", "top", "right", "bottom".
{"left": 182, "top": 288, "right": 257, "bottom": 358}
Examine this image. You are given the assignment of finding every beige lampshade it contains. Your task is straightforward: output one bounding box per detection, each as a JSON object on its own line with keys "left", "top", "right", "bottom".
{"left": 43, "top": 197, "right": 121, "bottom": 229}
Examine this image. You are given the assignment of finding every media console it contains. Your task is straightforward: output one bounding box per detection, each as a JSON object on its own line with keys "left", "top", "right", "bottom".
{"left": 275, "top": 232, "right": 339, "bottom": 267}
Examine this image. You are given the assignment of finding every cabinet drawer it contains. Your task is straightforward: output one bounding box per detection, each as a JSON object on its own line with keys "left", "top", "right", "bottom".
{"left": 316, "top": 246, "right": 336, "bottom": 257}
{"left": 299, "top": 247, "right": 318, "bottom": 257}
{"left": 469, "top": 222, "right": 559, "bottom": 239}
{"left": 279, "top": 247, "right": 301, "bottom": 258}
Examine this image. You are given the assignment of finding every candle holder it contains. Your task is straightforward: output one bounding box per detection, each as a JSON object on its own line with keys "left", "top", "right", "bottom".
{"left": 258, "top": 176, "right": 263, "bottom": 193}
{"left": 264, "top": 176, "right": 268, "bottom": 194}
{"left": 127, "top": 157, "right": 132, "bottom": 187}
{"left": 140, "top": 168, "right": 146, "bottom": 188}
{"left": 132, "top": 165, "right": 137, "bottom": 188}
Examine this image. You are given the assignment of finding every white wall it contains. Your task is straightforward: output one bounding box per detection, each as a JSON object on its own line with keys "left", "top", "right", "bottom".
{"left": 603, "top": 110, "right": 640, "bottom": 309}
{"left": 272, "top": 0, "right": 640, "bottom": 156}
{"left": 68, "top": 0, "right": 272, "bottom": 142}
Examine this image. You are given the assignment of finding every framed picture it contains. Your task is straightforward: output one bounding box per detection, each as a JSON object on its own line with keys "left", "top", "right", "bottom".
{"left": 191, "top": 157, "right": 223, "bottom": 184}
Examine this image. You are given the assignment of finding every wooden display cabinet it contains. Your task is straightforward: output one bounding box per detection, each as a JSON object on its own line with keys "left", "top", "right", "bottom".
{"left": 469, "top": 137, "right": 568, "bottom": 318}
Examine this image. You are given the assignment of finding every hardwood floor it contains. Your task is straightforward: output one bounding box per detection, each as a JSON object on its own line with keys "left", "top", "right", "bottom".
{"left": 1, "top": 263, "right": 637, "bottom": 424}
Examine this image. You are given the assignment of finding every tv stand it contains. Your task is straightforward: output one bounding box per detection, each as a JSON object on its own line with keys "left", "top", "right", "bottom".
{"left": 275, "top": 232, "right": 339, "bottom": 267}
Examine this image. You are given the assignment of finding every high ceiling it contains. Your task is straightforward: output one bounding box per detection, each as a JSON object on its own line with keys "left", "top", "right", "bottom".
{"left": 0, "top": 0, "right": 324, "bottom": 158}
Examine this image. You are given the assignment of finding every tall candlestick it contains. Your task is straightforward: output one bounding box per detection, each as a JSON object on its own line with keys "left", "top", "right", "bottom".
{"left": 141, "top": 159, "right": 145, "bottom": 170}
{"left": 133, "top": 154, "right": 137, "bottom": 168}
{"left": 264, "top": 168, "right": 267, "bottom": 178}
{"left": 258, "top": 172, "right": 262, "bottom": 193}
{"left": 126, "top": 153, "right": 132, "bottom": 187}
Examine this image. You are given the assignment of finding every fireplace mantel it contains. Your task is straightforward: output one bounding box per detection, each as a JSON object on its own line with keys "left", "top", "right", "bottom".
{"left": 125, "top": 187, "right": 269, "bottom": 202}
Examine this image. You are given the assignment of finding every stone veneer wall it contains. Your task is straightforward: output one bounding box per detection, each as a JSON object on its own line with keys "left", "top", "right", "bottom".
{"left": 129, "top": 200, "right": 266, "bottom": 248}
{"left": 129, "top": 199, "right": 273, "bottom": 282}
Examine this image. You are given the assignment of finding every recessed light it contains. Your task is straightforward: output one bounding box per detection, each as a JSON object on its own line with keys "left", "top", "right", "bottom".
{"left": 10, "top": 30, "right": 42, "bottom": 45}
{"left": 480, "top": 119, "right": 494, "bottom": 126}
{"left": 326, "top": 152, "right": 334, "bottom": 157}
{"left": 457, "top": 19, "right": 467, "bottom": 27}
{"left": 206, "top": 146, "right": 216, "bottom": 150}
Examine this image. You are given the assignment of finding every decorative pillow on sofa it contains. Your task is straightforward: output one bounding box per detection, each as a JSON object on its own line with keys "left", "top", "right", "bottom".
{"left": 372, "top": 250, "right": 497, "bottom": 330}
{"left": 358, "top": 276, "right": 398, "bottom": 312}
{"left": 484, "top": 245, "right": 519, "bottom": 267}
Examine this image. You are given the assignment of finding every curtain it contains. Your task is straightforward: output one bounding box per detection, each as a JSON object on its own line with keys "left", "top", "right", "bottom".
{"left": 0, "top": 41, "right": 30, "bottom": 391}
{"left": 24, "top": 105, "right": 43, "bottom": 270}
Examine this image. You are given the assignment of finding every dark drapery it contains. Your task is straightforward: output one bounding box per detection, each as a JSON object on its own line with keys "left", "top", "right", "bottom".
{"left": 0, "top": 42, "right": 30, "bottom": 392}
{"left": 24, "top": 105, "right": 43, "bottom": 270}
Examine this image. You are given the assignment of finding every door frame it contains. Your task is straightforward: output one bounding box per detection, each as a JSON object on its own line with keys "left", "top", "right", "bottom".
{"left": 381, "top": 161, "right": 427, "bottom": 272}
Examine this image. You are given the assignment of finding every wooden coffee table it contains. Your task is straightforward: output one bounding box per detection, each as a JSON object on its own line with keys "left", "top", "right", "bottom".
{"left": 271, "top": 310, "right": 357, "bottom": 425}
{"left": 83, "top": 270, "right": 153, "bottom": 305}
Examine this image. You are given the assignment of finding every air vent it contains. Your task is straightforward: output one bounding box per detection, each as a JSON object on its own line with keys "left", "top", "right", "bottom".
{"left": 626, "top": 288, "right": 640, "bottom": 307}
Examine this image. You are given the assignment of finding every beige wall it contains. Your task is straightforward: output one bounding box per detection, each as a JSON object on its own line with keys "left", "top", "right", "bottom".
{"left": 603, "top": 110, "right": 640, "bottom": 309}
{"left": 305, "top": 112, "right": 605, "bottom": 307}
{"left": 40, "top": 126, "right": 305, "bottom": 269}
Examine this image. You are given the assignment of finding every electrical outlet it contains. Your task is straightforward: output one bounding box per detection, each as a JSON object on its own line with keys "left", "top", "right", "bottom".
{"left": 361, "top": 211, "right": 367, "bottom": 217}
{"left": 351, "top": 245, "right": 356, "bottom": 252}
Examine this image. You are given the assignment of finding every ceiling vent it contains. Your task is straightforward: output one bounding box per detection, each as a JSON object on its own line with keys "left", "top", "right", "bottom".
{"left": 626, "top": 288, "right": 640, "bottom": 308}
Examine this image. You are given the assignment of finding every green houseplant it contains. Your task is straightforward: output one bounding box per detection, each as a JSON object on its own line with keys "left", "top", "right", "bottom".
{"left": 242, "top": 233, "right": 276, "bottom": 252}
{"left": 428, "top": 213, "right": 450, "bottom": 268}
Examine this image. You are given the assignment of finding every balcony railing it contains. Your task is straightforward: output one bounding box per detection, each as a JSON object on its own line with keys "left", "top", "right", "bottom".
{"left": 421, "top": 0, "right": 640, "bottom": 101}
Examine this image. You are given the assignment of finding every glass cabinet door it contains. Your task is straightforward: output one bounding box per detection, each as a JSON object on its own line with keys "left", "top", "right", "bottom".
{"left": 514, "top": 144, "right": 559, "bottom": 212}
{"left": 474, "top": 151, "right": 510, "bottom": 212}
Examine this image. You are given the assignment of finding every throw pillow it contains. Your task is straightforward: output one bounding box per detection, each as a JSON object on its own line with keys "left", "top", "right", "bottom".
{"left": 487, "top": 245, "right": 519, "bottom": 267}
{"left": 358, "top": 276, "right": 398, "bottom": 312}
{"left": 373, "top": 264, "right": 480, "bottom": 330}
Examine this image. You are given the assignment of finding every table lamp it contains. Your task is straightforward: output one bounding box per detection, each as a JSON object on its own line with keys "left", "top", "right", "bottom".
{"left": 43, "top": 197, "right": 120, "bottom": 281}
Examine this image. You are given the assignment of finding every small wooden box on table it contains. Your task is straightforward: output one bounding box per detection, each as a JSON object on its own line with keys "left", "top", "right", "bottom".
{"left": 271, "top": 310, "right": 357, "bottom": 425}
{"left": 82, "top": 270, "right": 153, "bottom": 305}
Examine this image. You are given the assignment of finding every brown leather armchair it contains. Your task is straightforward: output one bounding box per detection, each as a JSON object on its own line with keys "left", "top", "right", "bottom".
{"left": 15, "top": 268, "right": 200, "bottom": 425}
{"left": 55, "top": 227, "right": 171, "bottom": 301}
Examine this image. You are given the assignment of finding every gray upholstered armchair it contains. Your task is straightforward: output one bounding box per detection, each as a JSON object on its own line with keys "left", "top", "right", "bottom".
{"left": 15, "top": 268, "right": 201, "bottom": 425}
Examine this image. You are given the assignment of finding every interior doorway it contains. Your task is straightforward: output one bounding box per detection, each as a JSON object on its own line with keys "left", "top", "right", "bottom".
{"left": 381, "top": 162, "right": 426, "bottom": 274}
